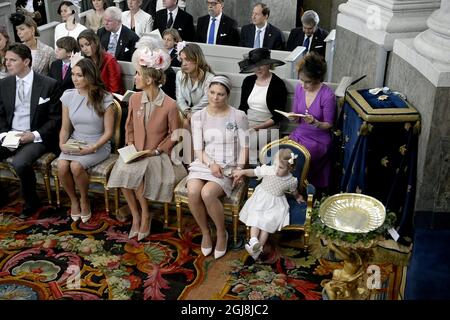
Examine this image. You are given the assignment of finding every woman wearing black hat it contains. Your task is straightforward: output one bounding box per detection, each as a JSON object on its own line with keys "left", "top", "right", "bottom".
{"left": 238, "top": 48, "right": 287, "bottom": 164}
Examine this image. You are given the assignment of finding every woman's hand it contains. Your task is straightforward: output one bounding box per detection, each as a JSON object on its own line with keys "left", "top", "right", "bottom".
{"left": 60, "top": 145, "right": 76, "bottom": 155}
{"left": 77, "top": 145, "right": 97, "bottom": 155}
{"left": 303, "top": 114, "right": 316, "bottom": 125}
{"left": 232, "top": 168, "right": 246, "bottom": 181}
{"left": 210, "top": 163, "right": 223, "bottom": 178}
{"left": 232, "top": 169, "right": 245, "bottom": 188}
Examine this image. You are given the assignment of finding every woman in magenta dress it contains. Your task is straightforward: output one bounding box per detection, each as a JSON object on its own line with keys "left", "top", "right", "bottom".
{"left": 289, "top": 52, "right": 336, "bottom": 190}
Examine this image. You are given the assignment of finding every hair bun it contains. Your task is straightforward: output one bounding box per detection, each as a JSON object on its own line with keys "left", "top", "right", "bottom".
{"left": 9, "top": 12, "right": 26, "bottom": 26}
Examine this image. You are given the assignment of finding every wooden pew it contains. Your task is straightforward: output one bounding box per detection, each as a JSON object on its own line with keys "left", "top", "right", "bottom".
{"left": 190, "top": 42, "right": 305, "bottom": 80}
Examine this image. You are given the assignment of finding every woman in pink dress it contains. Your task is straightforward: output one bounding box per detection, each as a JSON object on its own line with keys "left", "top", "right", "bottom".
{"left": 187, "top": 75, "right": 249, "bottom": 260}
{"left": 289, "top": 52, "right": 336, "bottom": 190}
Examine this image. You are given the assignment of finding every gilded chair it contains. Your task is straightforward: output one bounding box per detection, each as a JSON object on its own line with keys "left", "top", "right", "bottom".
{"left": 51, "top": 99, "right": 122, "bottom": 214}
{"left": 0, "top": 152, "right": 56, "bottom": 205}
{"left": 255, "top": 136, "right": 315, "bottom": 249}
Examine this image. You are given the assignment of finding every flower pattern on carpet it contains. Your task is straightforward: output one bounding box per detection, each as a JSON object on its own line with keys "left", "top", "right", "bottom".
{"left": 0, "top": 204, "right": 199, "bottom": 300}
{"left": 226, "top": 245, "right": 329, "bottom": 300}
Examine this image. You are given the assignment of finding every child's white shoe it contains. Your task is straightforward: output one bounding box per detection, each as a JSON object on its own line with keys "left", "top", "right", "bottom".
{"left": 245, "top": 237, "right": 261, "bottom": 257}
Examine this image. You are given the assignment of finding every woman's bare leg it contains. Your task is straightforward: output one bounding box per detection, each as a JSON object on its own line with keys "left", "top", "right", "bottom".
{"left": 135, "top": 182, "right": 151, "bottom": 235}
{"left": 57, "top": 160, "right": 80, "bottom": 215}
{"left": 121, "top": 188, "right": 141, "bottom": 233}
{"left": 70, "top": 161, "right": 90, "bottom": 215}
{"left": 187, "top": 179, "right": 212, "bottom": 249}
{"left": 201, "top": 182, "right": 226, "bottom": 252}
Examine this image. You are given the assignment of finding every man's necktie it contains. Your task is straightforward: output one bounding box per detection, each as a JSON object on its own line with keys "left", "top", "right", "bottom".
{"left": 303, "top": 36, "right": 310, "bottom": 53}
{"left": 254, "top": 29, "right": 262, "bottom": 48}
{"left": 208, "top": 18, "right": 216, "bottom": 44}
{"left": 62, "top": 63, "right": 69, "bottom": 79}
{"left": 108, "top": 33, "right": 118, "bottom": 55}
{"left": 167, "top": 11, "right": 174, "bottom": 29}
{"left": 18, "top": 79, "right": 24, "bottom": 103}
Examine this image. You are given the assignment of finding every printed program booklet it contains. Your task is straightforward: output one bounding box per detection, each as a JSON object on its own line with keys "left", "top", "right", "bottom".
{"left": 118, "top": 144, "right": 151, "bottom": 163}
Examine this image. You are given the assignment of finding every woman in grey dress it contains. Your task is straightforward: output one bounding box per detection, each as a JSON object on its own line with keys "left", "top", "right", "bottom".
{"left": 57, "top": 58, "right": 115, "bottom": 223}
{"left": 187, "top": 75, "right": 249, "bottom": 260}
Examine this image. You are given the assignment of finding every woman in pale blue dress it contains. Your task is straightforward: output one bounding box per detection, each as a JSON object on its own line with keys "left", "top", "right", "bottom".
{"left": 57, "top": 58, "right": 115, "bottom": 223}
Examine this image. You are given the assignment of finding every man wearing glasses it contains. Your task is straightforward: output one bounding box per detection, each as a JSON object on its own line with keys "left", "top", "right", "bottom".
{"left": 196, "top": 0, "right": 239, "bottom": 46}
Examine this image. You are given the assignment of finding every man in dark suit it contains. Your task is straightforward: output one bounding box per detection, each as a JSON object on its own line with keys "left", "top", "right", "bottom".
{"left": 154, "top": 0, "right": 195, "bottom": 41}
{"left": 286, "top": 10, "right": 329, "bottom": 57}
{"left": 0, "top": 44, "right": 61, "bottom": 213}
{"left": 239, "top": 3, "right": 284, "bottom": 50}
{"left": 97, "top": 6, "right": 139, "bottom": 62}
{"left": 196, "top": 0, "right": 239, "bottom": 46}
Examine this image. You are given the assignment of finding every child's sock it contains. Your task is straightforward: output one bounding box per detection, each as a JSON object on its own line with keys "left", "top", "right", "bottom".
{"left": 249, "top": 237, "right": 259, "bottom": 245}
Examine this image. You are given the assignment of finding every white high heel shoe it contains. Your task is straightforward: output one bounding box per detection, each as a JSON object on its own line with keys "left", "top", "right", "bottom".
{"left": 201, "top": 246, "right": 213, "bottom": 257}
{"left": 80, "top": 211, "right": 91, "bottom": 223}
{"left": 214, "top": 231, "right": 228, "bottom": 260}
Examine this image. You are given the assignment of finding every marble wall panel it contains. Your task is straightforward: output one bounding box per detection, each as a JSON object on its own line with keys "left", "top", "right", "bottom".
{"left": 386, "top": 53, "right": 450, "bottom": 212}
{"left": 332, "top": 26, "right": 381, "bottom": 88}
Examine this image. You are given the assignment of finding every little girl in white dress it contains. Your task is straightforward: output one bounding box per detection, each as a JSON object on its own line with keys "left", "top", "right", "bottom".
{"left": 233, "top": 148, "right": 304, "bottom": 260}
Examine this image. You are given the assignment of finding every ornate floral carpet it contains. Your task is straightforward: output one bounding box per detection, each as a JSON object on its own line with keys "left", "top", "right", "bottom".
{"left": 220, "top": 234, "right": 409, "bottom": 300}
{"left": 0, "top": 198, "right": 206, "bottom": 300}
{"left": 0, "top": 187, "right": 408, "bottom": 301}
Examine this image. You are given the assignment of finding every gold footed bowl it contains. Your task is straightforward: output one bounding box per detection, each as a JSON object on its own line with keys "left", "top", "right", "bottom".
{"left": 319, "top": 193, "right": 386, "bottom": 233}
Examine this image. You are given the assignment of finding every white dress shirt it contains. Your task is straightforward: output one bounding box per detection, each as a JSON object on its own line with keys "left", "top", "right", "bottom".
{"left": 166, "top": 6, "right": 179, "bottom": 27}
{"left": 254, "top": 22, "right": 267, "bottom": 48}
{"left": 206, "top": 12, "right": 222, "bottom": 45}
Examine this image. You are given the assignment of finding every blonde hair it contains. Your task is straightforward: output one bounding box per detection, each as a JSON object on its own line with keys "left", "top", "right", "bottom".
{"left": 274, "top": 148, "right": 296, "bottom": 170}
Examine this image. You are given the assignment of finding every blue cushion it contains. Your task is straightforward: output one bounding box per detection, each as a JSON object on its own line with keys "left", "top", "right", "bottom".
{"left": 287, "top": 194, "right": 307, "bottom": 225}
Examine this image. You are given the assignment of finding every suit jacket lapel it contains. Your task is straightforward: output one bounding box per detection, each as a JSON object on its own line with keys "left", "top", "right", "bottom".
{"left": 101, "top": 30, "right": 110, "bottom": 51}
{"left": 64, "top": 66, "right": 72, "bottom": 81}
{"left": 30, "top": 73, "right": 43, "bottom": 125}
{"left": 116, "top": 31, "right": 125, "bottom": 57}
{"left": 263, "top": 24, "right": 270, "bottom": 47}
{"left": 6, "top": 77, "right": 16, "bottom": 125}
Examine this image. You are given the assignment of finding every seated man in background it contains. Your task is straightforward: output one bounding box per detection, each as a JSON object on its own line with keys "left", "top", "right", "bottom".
{"left": 286, "top": 10, "right": 328, "bottom": 57}
{"left": 239, "top": 3, "right": 284, "bottom": 50}
{"left": 196, "top": 0, "right": 239, "bottom": 46}
{"left": 0, "top": 44, "right": 61, "bottom": 213}
{"left": 97, "top": 6, "right": 140, "bottom": 62}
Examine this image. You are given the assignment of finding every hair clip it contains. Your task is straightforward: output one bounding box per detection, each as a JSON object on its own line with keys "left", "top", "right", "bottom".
{"left": 288, "top": 152, "right": 298, "bottom": 164}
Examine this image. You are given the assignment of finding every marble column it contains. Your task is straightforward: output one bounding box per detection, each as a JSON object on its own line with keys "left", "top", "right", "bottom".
{"left": 386, "top": 0, "right": 450, "bottom": 213}
{"left": 332, "top": 0, "right": 441, "bottom": 88}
